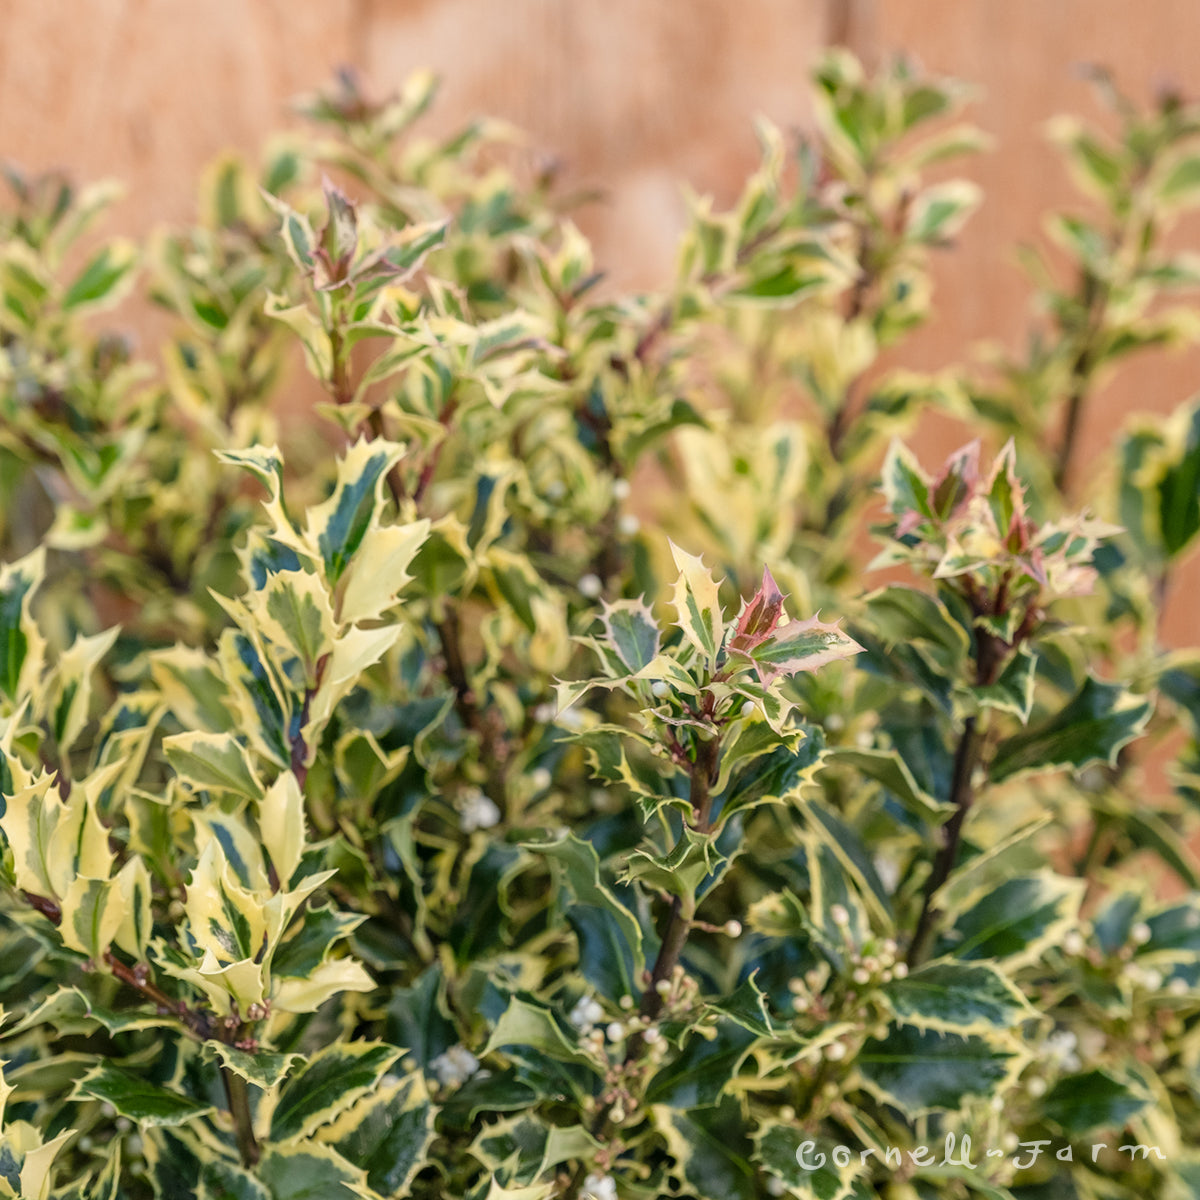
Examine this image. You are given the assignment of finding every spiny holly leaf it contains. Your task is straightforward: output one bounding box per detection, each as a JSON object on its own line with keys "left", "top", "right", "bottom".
{"left": 826, "top": 746, "right": 950, "bottom": 823}
{"left": 972, "top": 644, "right": 1037, "bottom": 722}
{"left": 939, "top": 873, "right": 1084, "bottom": 968}
{"left": 983, "top": 439, "right": 1029, "bottom": 547}
{"left": 256, "top": 1144, "right": 366, "bottom": 1200}
{"left": 654, "top": 1097, "right": 758, "bottom": 1200}
{"left": 857, "top": 1023, "right": 1017, "bottom": 1114}
{"left": 644, "top": 1019, "right": 757, "bottom": 1108}
{"left": 205, "top": 1043, "right": 304, "bottom": 1089}
{"left": 669, "top": 541, "right": 724, "bottom": 668}
{"left": 1158, "top": 398, "right": 1200, "bottom": 558}
{"left": 0, "top": 547, "right": 46, "bottom": 703}
{"left": 163, "top": 731, "right": 264, "bottom": 800}
{"left": 337, "top": 519, "right": 430, "bottom": 625}
{"left": 320, "top": 1071, "right": 434, "bottom": 1197}
{"left": 1041, "top": 1070, "right": 1150, "bottom": 1136}
{"left": 270, "top": 1042, "right": 402, "bottom": 1142}
{"left": 882, "top": 961, "right": 1035, "bottom": 1034}
{"left": 525, "top": 832, "right": 645, "bottom": 999}
{"left": 255, "top": 569, "right": 335, "bottom": 686}
{"left": 990, "top": 676, "right": 1152, "bottom": 782}
{"left": 483, "top": 997, "right": 597, "bottom": 1068}
{"left": 728, "top": 566, "right": 786, "bottom": 654}
{"left": 744, "top": 615, "right": 864, "bottom": 684}
{"left": 306, "top": 437, "right": 407, "bottom": 586}
{"left": 881, "top": 439, "right": 933, "bottom": 528}
{"left": 73, "top": 1062, "right": 215, "bottom": 1127}
{"left": 753, "top": 1123, "right": 866, "bottom": 1200}
{"left": 600, "top": 598, "right": 661, "bottom": 673}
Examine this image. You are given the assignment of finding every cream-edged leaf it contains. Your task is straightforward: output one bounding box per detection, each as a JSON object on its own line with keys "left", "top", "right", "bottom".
{"left": 259, "top": 770, "right": 306, "bottom": 886}
{"left": 669, "top": 541, "right": 725, "bottom": 668}
{"left": 338, "top": 519, "right": 430, "bottom": 625}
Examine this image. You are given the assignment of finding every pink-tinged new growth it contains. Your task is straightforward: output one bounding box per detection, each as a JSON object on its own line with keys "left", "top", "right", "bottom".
{"left": 725, "top": 568, "right": 864, "bottom": 688}
{"left": 729, "top": 566, "right": 786, "bottom": 654}
{"left": 879, "top": 437, "right": 1119, "bottom": 607}
{"left": 929, "top": 439, "right": 981, "bottom": 521}
{"left": 744, "top": 613, "right": 865, "bottom": 686}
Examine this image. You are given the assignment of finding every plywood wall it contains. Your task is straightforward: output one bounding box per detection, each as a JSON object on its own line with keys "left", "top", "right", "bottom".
{"left": 2, "top": 0, "right": 1197, "bottom": 639}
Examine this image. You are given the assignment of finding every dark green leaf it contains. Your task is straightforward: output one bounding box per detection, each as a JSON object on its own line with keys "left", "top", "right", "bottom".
{"left": 858, "top": 1024, "right": 1014, "bottom": 1112}
{"left": 940, "top": 874, "right": 1083, "bottom": 966}
{"left": 74, "top": 1062, "right": 214, "bottom": 1127}
{"left": 644, "top": 1019, "right": 757, "bottom": 1108}
{"left": 270, "top": 1042, "right": 401, "bottom": 1142}
{"left": 990, "top": 677, "right": 1152, "bottom": 782}
{"left": 1041, "top": 1070, "right": 1149, "bottom": 1135}
{"left": 883, "top": 962, "right": 1032, "bottom": 1032}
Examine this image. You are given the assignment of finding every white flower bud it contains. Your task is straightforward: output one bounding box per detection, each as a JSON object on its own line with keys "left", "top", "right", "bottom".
{"left": 852, "top": 967, "right": 870, "bottom": 985}
{"left": 824, "top": 713, "right": 845, "bottom": 732}
{"left": 1168, "top": 976, "right": 1189, "bottom": 997}
{"left": 579, "top": 573, "right": 603, "bottom": 598}
{"left": 1061, "top": 930, "right": 1085, "bottom": 957}
{"left": 1026, "top": 1076, "right": 1048, "bottom": 1098}
{"left": 724, "top": 920, "right": 743, "bottom": 937}
{"left": 766, "top": 1178, "right": 786, "bottom": 1197}
{"left": 655, "top": 979, "right": 672, "bottom": 997}
{"left": 545, "top": 479, "right": 567, "bottom": 500}
{"left": 459, "top": 789, "right": 501, "bottom": 832}
{"left": 619, "top": 994, "right": 635, "bottom": 1010}
{"left": 618, "top": 513, "right": 641, "bottom": 536}
{"left": 651, "top": 680, "right": 670, "bottom": 698}
{"left": 824, "top": 1040, "right": 847, "bottom": 1062}
{"left": 606, "top": 1022, "right": 625, "bottom": 1042}
{"left": 1131, "top": 921, "right": 1153, "bottom": 946}
{"left": 530, "top": 767, "right": 552, "bottom": 791}
{"left": 612, "top": 478, "right": 632, "bottom": 500}
{"left": 582, "top": 1173, "right": 618, "bottom": 1200}
{"left": 643, "top": 1026, "right": 662, "bottom": 1045}
{"left": 830, "top": 904, "right": 850, "bottom": 927}
{"left": 569, "top": 995, "right": 605, "bottom": 1031}
{"left": 892, "top": 962, "right": 908, "bottom": 979}
{"left": 740, "top": 700, "right": 757, "bottom": 719}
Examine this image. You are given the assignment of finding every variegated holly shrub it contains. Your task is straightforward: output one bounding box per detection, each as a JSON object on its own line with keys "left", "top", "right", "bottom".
{"left": 2, "top": 50, "right": 1200, "bottom": 1200}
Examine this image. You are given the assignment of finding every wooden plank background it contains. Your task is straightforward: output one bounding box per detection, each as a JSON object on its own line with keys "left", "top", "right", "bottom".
{"left": 1, "top": 0, "right": 1197, "bottom": 642}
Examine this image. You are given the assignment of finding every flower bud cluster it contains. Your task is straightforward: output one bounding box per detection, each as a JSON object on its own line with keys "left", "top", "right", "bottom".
{"left": 846, "top": 937, "right": 905, "bottom": 989}
{"left": 430, "top": 1044, "right": 481, "bottom": 1088}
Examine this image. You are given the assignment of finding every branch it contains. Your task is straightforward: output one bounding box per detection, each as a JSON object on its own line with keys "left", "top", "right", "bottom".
{"left": 906, "top": 714, "right": 983, "bottom": 968}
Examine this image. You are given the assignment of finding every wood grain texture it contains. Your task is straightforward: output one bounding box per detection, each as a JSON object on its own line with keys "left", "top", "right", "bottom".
{"left": 0, "top": 0, "right": 355, "bottom": 229}
{"left": 362, "top": 0, "right": 831, "bottom": 286}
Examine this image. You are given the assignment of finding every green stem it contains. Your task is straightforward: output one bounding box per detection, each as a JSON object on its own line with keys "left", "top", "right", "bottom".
{"left": 221, "top": 1065, "right": 260, "bottom": 1167}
